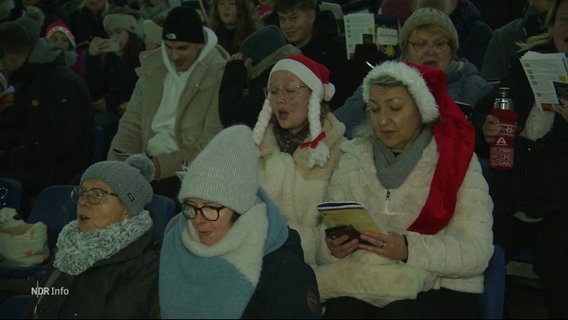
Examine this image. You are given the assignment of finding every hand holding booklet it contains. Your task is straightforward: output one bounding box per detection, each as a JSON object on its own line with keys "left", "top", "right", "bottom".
{"left": 520, "top": 51, "right": 568, "bottom": 111}
{"left": 317, "top": 201, "right": 386, "bottom": 236}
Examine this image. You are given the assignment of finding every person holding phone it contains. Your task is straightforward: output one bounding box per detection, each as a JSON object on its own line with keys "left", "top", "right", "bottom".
{"left": 316, "top": 61, "right": 493, "bottom": 318}
{"left": 86, "top": 6, "right": 145, "bottom": 158}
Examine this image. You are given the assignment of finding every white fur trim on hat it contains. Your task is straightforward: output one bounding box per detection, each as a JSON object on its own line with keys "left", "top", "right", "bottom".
{"left": 46, "top": 24, "right": 76, "bottom": 48}
{"left": 272, "top": 59, "right": 324, "bottom": 100}
{"left": 362, "top": 61, "right": 439, "bottom": 123}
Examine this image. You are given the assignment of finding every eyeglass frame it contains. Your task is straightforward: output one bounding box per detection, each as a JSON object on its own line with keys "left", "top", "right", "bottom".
{"left": 407, "top": 40, "right": 451, "bottom": 54}
{"left": 182, "top": 202, "right": 227, "bottom": 221}
{"left": 264, "top": 83, "right": 308, "bottom": 102}
{"left": 71, "top": 186, "right": 120, "bottom": 205}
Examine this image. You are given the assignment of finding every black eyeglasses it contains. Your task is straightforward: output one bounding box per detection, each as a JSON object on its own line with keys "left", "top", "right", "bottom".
{"left": 182, "top": 203, "right": 226, "bottom": 221}
{"left": 71, "top": 186, "right": 119, "bottom": 205}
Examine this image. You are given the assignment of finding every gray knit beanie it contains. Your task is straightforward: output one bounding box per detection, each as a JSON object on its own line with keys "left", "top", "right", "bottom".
{"left": 178, "top": 125, "right": 259, "bottom": 214}
{"left": 399, "top": 8, "right": 458, "bottom": 56}
{"left": 15, "top": 6, "right": 45, "bottom": 42}
{"left": 80, "top": 154, "right": 154, "bottom": 216}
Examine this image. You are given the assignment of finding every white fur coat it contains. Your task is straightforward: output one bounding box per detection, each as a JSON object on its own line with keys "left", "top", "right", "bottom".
{"left": 258, "top": 113, "right": 346, "bottom": 266}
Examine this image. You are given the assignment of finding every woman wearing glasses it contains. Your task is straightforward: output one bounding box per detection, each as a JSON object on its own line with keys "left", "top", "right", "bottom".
{"left": 159, "top": 125, "right": 321, "bottom": 318}
{"left": 335, "top": 7, "right": 492, "bottom": 138}
{"left": 252, "top": 54, "right": 346, "bottom": 268}
{"left": 28, "top": 155, "right": 160, "bottom": 319}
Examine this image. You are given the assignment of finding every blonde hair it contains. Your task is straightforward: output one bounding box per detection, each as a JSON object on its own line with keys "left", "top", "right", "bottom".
{"left": 518, "top": 0, "right": 566, "bottom": 51}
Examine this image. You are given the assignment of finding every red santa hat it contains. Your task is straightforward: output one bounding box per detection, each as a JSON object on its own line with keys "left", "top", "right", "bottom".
{"left": 252, "top": 54, "right": 336, "bottom": 168}
{"left": 45, "top": 19, "right": 76, "bottom": 49}
{"left": 362, "top": 61, "right": 475, "bottom": 234}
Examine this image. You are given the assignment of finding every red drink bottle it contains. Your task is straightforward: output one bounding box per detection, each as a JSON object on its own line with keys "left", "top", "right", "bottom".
{"left": 489, "top": 87, "right": 517, "bottom": 170}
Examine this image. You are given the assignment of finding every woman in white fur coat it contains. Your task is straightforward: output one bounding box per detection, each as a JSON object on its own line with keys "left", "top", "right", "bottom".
{"left": 252, "top": 54, "right": 346, "bottom": 267}
{"left": 316, "top": 61, "right": 494, "bottom": 318}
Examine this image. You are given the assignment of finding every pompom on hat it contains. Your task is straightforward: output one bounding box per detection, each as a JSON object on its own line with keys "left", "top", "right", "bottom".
{"left": 45, "top": 19, "right": 76, "bottom": 49}
{"left": 252, "top": 54, "right": 335, "bottom": 168}
{"left": 178, "top": 125, "right": 260, "bottom": 214}
{"left": 362, "top": 61, "right": 475, "bottom": 235}
{"left": 80, "top": 154, "right": 154, "bottom": 216}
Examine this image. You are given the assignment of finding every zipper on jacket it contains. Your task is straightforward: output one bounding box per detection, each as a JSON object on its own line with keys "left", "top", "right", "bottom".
{"left": 384, "top": 189, "right": 392, "bottom": 214}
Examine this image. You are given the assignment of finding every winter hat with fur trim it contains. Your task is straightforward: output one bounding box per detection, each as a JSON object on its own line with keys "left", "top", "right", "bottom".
{"left": 362, "top": 61, "right": 475, "bottom": 234}
{"left": 363, "top": 60, "right": 439, "bottom": 123}
{"left": 399, "top": 7, "right": 458, "bottom": 58}
{"left": 45, "top": 19, "right": 76, "bottom": 49}
{"left": 252, "top": 54, "right": 335, "bottom": 168}
{"left": 178, "top": 125, "right": 259, "bottom": 214}
{"left": 80, "top": 154, "right": 154, "bottom": 216}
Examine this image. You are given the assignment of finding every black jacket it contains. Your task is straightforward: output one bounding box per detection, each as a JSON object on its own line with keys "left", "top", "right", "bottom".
{"left": 0, "top": 40, "right": 94, "bottom": 197}
{"left": 28, "top": 226, "right": 160, "bottom": 319}
{"left": 242, "top": 228, "right": 322, "bottom": 318}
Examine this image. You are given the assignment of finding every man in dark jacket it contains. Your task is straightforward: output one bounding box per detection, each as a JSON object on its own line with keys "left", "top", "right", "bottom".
{"left": 0, "top": 21, "right": 94, "bottom": 218}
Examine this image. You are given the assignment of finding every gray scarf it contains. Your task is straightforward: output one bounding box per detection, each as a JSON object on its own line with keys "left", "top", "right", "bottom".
{"left": 373, "top": 129, "right": 432, "bottom": 189}
{"left": 53, "top": 212, "right": 152, "bottom": 275}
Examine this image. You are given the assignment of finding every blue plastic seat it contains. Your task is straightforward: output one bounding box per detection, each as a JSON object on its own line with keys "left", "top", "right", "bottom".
{"left": 0, "top": 295, "right": 32, "bottom": 319}
{"left": 90, "top": 125, "right": 106, "bottom": 164}
{"left": 146, "top": 194, "right": 177, "bottom": 240}
{"left": 479, "top": 244, "right": 506, "bottom": 319}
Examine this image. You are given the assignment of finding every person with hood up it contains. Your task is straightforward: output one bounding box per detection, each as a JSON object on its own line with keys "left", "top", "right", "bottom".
{"left": 159, "top": 125, "right": 322, "bottom": 318}
{"left": 107, "top": 6, "right": 228, "bottom": 203}
{"left": 0, "top": 20, "right": 93, "bottom": 219}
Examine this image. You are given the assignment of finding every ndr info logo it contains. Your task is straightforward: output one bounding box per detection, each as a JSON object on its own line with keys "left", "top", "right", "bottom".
{"left": 31, "top": 281, "right": 69, "bottom": 296}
